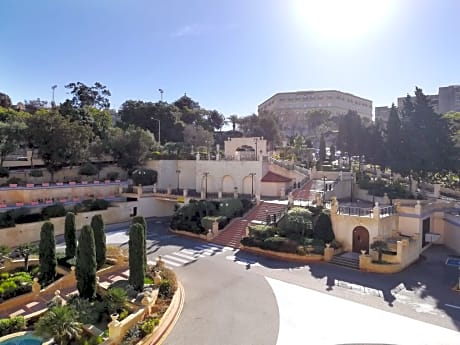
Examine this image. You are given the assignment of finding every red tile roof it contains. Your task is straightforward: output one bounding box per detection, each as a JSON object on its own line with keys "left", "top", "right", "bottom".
{"left": 261, "top": 171, "right": 292, "bottom": 183}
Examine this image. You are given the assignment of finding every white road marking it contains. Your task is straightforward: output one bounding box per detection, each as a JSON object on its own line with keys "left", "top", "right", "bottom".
{"left": 445, "top": 303, "right": 460, "bottom": 310}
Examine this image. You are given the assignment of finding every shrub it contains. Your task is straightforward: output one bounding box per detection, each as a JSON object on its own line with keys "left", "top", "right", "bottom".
{"left": 201, "top": 216, "right": 227, "bottom": 231}
{"left": 39, "top": 222, "right": 56, "bottom": 284}
{"left": 104, "top": 287, "right": 128, "bottom": 314}
{"left": 0, "top": 167, "right": 9, "bottom": 178}
{"left": 131, "top": 168, "right": 157, "bottom": 186}
{"left": 248, "top": 225, "right": 276, "bottom": 240}
{"left": 6, "top": 177, "right": 21, "bottom": 185}
{"left": 0, "top": 316, "right": 26, "bottom": 336}
{"left": 106, "top": 171, "right": 119, "bottom": 181}
{"left": 141, "top": 317, "right": 159, "bottom": 336}
{"left": 313, "top": 212, "right": 335, "bottom": 243}
{"left": 129, "top": 223, "right": 145, "bottom": 291}
{"left": 0, "top": 212, "right": 14, "bottom": 229}
{"left": 277, "top": 207, "right": 313, "bottom": 239}
{"left": 76, "top": 225, "right": 97, "bottom": 300}
{"left": 79, "top": 163, "right": 98, "bottom": 176}
{"left": 41, "top": 204, "right": 66, "bottom": 220}
{"left": 262, "top": 236, "right": 288, "bottom": 251}
{"left": 29, "top": 169, "right": 43, "bottom": 177}
{"left": 67, "top": 297, "right": 99, "bottom": 324}
{"left": 64, "top": 212, "right": 77, "bottom": 258}
{"left": 91, "top": 215, "right": 106, "bottom": 269}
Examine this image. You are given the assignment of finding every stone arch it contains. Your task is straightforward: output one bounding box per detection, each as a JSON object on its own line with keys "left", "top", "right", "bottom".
{"left": 352, "top": 226, "right": 369, "bottom": 253}
{"left": 201, "top": 174, "right": 216, "bottom": 194}
{"left": 242, "top": 176, "right": 253, "bottom": 196}
{"left": 222, "top": 175, "right": 236, "bottom": 194}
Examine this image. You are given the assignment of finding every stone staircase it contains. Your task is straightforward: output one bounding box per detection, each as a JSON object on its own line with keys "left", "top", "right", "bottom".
{"left": 329, "top": 252, "right": 360, "bottom": 270}
{"left": 211, "top": 201, "right": 288, "bottom": 248}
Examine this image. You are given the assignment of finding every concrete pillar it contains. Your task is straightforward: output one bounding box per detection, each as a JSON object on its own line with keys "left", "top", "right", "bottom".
{"left": 212, "top": 221, "right": 219, "bottom": 236}
{"left": 108, "top": 314, "right": 121, "bottom": 341}
{"left": 153, "top": 184, "right": 157, "bottom": 193}
{"left": 383, "top": 193, "right": 390, "bottom": 205}
{"left": 196, "top": 152, "right": 200, "bottom": 160}
{"left": 218, "top": 191, "right": 222, "bottom": 199}
{"left": 280, "top": 187, "right": 285, "bottom": 200}
{"left": 183, "top": 188, "right": 188, "bottom": 197}
{"left": 414, "top": 200, "right": 422, "bottom": 215}
{"left": 201, "top": 190, "right": 206, "bottom": 199}
{"left": 255, "top": 194, "right": 261, "bottom": 205}
{"left": 233, "top": 188, "right": 238, "bottom": 199}
{"left": 167, "top": 185, "right": 172, "bottom": 195}
{"left": 433, "top": 183, "right": 441, "bottom": 198}
{"left": 137, "top": 184, "right": 142, "bottom": 197}
{"left": 373, "top": 202, "right": 380, "bottom": 219}
{"left": 359, "top": 254, "right": 372, "bottom": 271}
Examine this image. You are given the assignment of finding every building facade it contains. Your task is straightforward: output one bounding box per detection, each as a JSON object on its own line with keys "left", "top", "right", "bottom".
{"left": 258, "top": 90, "right": 373, "bottom": 137}
{"left": 395, "top": 85, "right": 460, "bottom": 115}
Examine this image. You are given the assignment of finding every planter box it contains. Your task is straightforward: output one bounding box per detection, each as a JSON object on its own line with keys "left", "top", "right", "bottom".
{"left": 82, "top": 181, "right": 88, "bottom": 185}
{"left": 115, "top": 179, "right": 121, "bottom": 183}
{"left": 15, "top": 202, "right": 24, "bottom": 207}
{"left": 9, "top": 184, "right": 18, "bottom": 188}
{"left": 69, "top": 181, "right": 76, "bottom": 185}
{"left": 56, "top": 182, "right": 64, "bottom": 186}
{"left": 31, "top": 201, "right": 39, "bottom": 206}
{"left": 42, "top": 183, "right": 49, "bottom": 187}
{"left": 93, "top": 180, "right": 100, "bottom": 184}
{"left": 104, "top": 180, "right": 111, "bottom": 184}
{"left": 26, "top": 183, "right": 34, "bottom": 188}
{"left": 45, "top": 200, "right": 53, "bottom": 204}
{"left": 0, "top": 204, "right": 6, "bottom": 208}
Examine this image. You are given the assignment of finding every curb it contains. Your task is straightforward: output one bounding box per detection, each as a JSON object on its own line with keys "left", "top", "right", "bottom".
{"left": 149, "top": 281, "right": 185, "bottom": 345}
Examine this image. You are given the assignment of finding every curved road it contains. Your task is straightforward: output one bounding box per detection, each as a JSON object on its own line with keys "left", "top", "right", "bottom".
{"left": 83, "top": 218, "right": 460, "bottom": 345}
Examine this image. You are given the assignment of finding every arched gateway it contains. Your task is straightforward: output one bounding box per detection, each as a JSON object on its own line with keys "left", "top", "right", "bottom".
{"left": 352, "top": 226, "right": 369, "bottom": 253}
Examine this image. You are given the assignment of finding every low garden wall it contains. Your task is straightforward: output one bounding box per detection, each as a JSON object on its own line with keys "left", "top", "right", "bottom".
{"left": 169, "top": 229, "right": 212, "bottom": 241}
{"left": 359, "top": 254, "right": 403, "bottom": 273}
{"left": 240, "top": 245, "right": 323, "bottom": 263}
{"left": 0, "top": 203, "right": 135, "bottom": 247}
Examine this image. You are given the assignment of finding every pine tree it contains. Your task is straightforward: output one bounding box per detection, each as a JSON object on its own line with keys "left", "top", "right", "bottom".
{"left": 129, "top": 223, "right": 145, "bottom": 291}
{"left": 132, "top": 216, "right": 147, "bottom": 270}
{"left": 91, "top": 215, "right": 106, "bottom": 269}
{"left": 64, "top": 212, "right": 77, "bottom": 258}
{"left": 39, "top": 222, "right": 56, "bottom": 284}
{"left": 76, "top": 225, "right": 97, "bottom": 300}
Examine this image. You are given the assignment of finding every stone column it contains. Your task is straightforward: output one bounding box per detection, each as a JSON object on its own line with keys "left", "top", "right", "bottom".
{"left": 218, "top": 191, "right": 222, "bottom": 199}
{"left": 280, "top": 187, "right": 285, "bottom": 200}
{"left": 153, "top": 184, "right": 157, "bottom": 193}
{"left": 359, "top": 253, "right": 372, "bottom": 271}
{"left": 137, "top": 184, "right": 142, "bottom": 197}
{"left": 212, "top": 221, "right": 219, "bottom": 236}
{"left": 433, "top": 183, "right": 441, "bottom": 198}
{"left": 201, "top": 190, "right": 206, "bottom": 199}
{"left": 196, "top": 152, "right": 200, "bottom": 160}
{"left": 183, "top": 188, "right": 188, "bottom": 197}
{"left": 167, "top": 185, "right": 172, "bottom": 195}
{"left": 233, "top": 188, "right": 238, "bottom": 199}
{"left": 373, "top": 202, "right": 380, "bottom": 218}
{"left": 108, "top": 314, "right": 121, "bottom": 341}
{"left": 32, "top": 277, "right": 41, "bottom": 294}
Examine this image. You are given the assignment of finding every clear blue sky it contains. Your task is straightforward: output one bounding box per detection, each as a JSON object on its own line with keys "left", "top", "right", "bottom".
{"left": 1, "top": 0, "right": 460, "bottom": 117}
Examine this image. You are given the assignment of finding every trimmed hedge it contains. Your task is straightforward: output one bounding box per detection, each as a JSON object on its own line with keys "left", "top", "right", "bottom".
{"left": 0, "top": 316, "right": 26, "bottom": 336}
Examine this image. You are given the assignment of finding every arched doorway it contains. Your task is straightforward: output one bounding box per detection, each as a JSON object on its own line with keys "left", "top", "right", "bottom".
{"left": 352, "top": 226, "right": 369, "bottom": 253}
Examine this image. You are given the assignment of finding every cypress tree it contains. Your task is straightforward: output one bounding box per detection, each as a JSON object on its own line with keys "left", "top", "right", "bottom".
{"left": 132, "top": 216, "right": 147, "bottom": 270}
{"left": 313, "top": 212, "right": 335, "bottom": 243}
{"left": 64, "top": 212, "right": 77, "bottom": 258}
{"left": 91, "top": 215, "right": 106, "bottom": 269}
{"left": 39, "top": 221, "right": 56, "bottom": 283}
{"left": 129, "top": 223, "right": 145, "bottom": 291}
{"left": 76, "top": 225, "right": 97, "bottom": 300}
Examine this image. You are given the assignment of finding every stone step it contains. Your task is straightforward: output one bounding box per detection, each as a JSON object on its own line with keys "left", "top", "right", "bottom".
{"left": 329, "top": 256, "right": 360, "bottom": 270}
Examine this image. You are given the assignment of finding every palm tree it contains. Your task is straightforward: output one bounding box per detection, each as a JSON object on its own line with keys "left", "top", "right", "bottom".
{"left": 227, "top": 115, "right": 239, "bottom": 131}
{"left": 34, "top": 305, "right": 83, "bottom": 345}
{"left": 370, "top": 240, "right": 388, "bottom": 263}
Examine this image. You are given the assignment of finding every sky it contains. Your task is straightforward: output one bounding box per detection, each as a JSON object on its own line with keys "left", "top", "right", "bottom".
{"left": 1, "top": 0, "right": 460, "bottom": 118}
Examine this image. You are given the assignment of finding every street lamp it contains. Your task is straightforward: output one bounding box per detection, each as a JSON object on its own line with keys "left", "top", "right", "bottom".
{"left": 176, "top": 169, "right": 181, "bottom": 194}
{"left": 203, "top": 172, "right": 210, "bottom": 199}
{"left": 150, "top": 117, "right": 161, "bottom": 144}
{"left": 249, "top": 172, "right": 256, "bottom": 198}
{"left": 51, "top": 85, "right": 57, "bottom": 107}
{"left": 158, "top": 88, "right": 164, "bottom": 101}
{"left": 371, "top": 175, "right": 376, "bottom": 206}
{"left": 350, "top": 172, "right": 354, "bottom": 203}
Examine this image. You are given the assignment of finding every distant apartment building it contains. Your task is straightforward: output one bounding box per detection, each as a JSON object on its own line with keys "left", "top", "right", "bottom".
{"left": 395, "top": 85, "right": 460, "bottom": 115}
{"left": 258, "top": 90, "right": 373, "bottom": 137}
{"left": 374, "top": 106, "right": 391, "bottom": 124}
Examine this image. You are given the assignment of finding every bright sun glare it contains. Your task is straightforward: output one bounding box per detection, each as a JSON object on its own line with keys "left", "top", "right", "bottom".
{"left": 294, "top": 0, "right": 396, "bottom": 43}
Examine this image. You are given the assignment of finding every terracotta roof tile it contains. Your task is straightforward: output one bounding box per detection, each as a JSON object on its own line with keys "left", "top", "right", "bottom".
{"left": 261, "top": 171, "right": 292, "bottom": 183}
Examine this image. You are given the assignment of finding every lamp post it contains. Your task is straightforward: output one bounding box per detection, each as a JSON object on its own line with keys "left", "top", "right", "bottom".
{"left": 176, "top": 169, "right": 181, "bottom": 194}
{"left": 158, "top": 88, "right": 164, "bottom": 101}
{"left": 51, "top": 85, "right": 57, "bottom": 107}
{"left": 371, "top": 175, "right": 376, "bottom": 206}
{"left": 254, "top": 137, "right": 259, "bottom": 161}
{"left": 150, "top": 117, "right": 161, "bottom": 144}
{"left": 203, "top": 172, "right": 209, "bottom": 199}
{"left": 350, "top": 172, "right": 354, "bottom": 203}
{"left": 249, "top": 173, "right": 256, "bottom": 198}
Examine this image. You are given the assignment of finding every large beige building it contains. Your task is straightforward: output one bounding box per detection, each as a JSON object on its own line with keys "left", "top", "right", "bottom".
{"left": 258, "top": 90, "right": 373, "bottom": 137}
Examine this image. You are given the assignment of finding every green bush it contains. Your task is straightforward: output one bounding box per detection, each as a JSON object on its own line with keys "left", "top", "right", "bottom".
{"left": 0, "top": 316, "right": 26, "bottom": 336}
{"left": 277, "top": 207, "right": 313, "bottom": 239}
{"left": 0, "top": 212, "right": 14, "bottom": 229}
{"left": 248, "top": 225, "right": 276, "bottom": 240}
{"left": 313, "top": 212, "right": 334, "bottom": 243}
{"left": 67, "top": 297, "right": 99, "bottom": 324}
{"left": 29, "top": 169, "right": 43, "bottom": 177}
{"left": 131, "top": 168, "right": 157, "bottom": 186}
{"left": 201, "top": 216, "right": 228, "bottom": 231}
{"left": 79, "top": 163, "right": 98, "bottom": 176}
{"left": 6, "top": 177, "right": 21, "bottom": 185}
{"left": 0, "top": 167, "right": 9, "bottom": 178}
{"left": 141, "top": 317, "right": 160, "bottom": 336}
{"left": 106, "top": 171, "right": 119, "bottom": 181}
{"left": 41, "top": 204, "right": 66, "bottom": 220}
{"left": 74, "top": 199, "right": 109, "bottom": 213}
{"left": 131, "top": 216, "right": 147, "bottom": 270}
{"left": 104, "top": 287, "right": 128, "bottom": 314}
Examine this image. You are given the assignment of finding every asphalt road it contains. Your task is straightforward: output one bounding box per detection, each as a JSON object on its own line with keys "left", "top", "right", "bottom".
{"left": 79, "top": 217, "right": 460, "bottom": 344}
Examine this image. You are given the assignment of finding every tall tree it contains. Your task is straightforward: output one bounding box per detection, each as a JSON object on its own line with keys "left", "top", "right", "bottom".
{"left": 91, "top": 214, "right": 106, "bottom": 269}
{"left": 0, "top": 117, "right": 26, "bottom": 166}
{"left": 107, "top": 126, "right": 154, "bottom": 173}
{"left": 385, "top": 103, "right": 403, "bottom": 171}
{"left": 17, "top": 243, "right": 38, "bottom": 271}
{"left": 39, "top": 222, "right": 56, "bottom": 284}
{"left": 132, "top": 216, "right": 147, "bottom": 271}
{"left": 65, "top": 82, "right": 111, "bottom": 109}
{"left": 128, "top": 223, "right": 145, "bottom": 291}
{"left": 336, "top": 110, "right": 365, "bottom": 156}
{"left": 227, "top": 115, "right": 239, "bottom": 131}
{"left": 319, "top": 133, "right": 326, "bottom": 163}
{"left": 0, "top": 92, "right": 12, "bottom": 108}
{"left": 64, "top": 212, "right": 77, "bottom": 258}
{"left": 76, "top": 225, "right": 97, "bottom": 300}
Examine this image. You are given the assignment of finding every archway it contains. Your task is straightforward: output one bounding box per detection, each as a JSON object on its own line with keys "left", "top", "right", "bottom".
{"left": 222, "top": 175, "right": 235, "bottom": 195}
{"left": 352, "top": 226, "right": 369, "bottom": 253}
